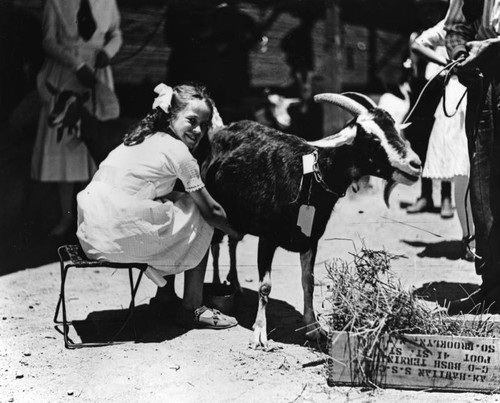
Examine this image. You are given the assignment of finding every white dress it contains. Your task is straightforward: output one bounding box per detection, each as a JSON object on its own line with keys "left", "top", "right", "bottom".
{"left": 76, "top": 133, "right": 214, "bottom": 279}
{"left": 422, "top": 76, "right": 470, "bottom": 179}
{"left": 415, "top": 20, "right": 470, "bottom": 180}
{"left": 31, "top": 0, "right": 122, "bottom": 181}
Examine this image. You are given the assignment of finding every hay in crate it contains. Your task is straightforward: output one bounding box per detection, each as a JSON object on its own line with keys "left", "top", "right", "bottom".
{"left": 325, "top": 243, "right": 494, "bottom": 388}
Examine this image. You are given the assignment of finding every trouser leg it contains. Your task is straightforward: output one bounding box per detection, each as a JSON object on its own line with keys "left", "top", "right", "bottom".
{"left": 466, "top": 82, "right": 496, "bottom": 285}
{"left": 484, "top": 80, "right": 500, "bottom": 285}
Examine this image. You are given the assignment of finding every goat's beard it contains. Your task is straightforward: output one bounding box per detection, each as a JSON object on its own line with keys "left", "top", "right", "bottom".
{"left": 384, "top": 169, "right": 419, "bottom": 207}
{"left": 383, "top": 179, "right": 397, "bottom": 208}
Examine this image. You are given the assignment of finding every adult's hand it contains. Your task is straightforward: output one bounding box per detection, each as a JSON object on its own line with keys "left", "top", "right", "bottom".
{"left": 460, "top": 39, "right": 500, "bottom": 74}
{"left": 454, "top": 62, "right": 483, "bottom": 88}
{"left": 76, "top": 64, "right": 97, "bottom": 88}
{"left": 95, "top": 50, "right": 110, "bottom": 68}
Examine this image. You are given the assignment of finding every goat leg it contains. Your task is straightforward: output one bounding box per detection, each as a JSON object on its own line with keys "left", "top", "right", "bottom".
{"left": 226, "top": 237, "right": 242, "bottom": 294}
{"left": 211, "top": 242, "right": 221, "bottom": 284}
{"left": 300, "top": 243, "right": 327, "bottom": 342}
{"left": 250, "top": 238, "right": 276, "bottom": 349}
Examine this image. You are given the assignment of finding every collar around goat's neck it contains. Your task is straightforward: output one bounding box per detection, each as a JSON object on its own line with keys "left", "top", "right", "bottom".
{"left": 301, "top": 149, "right": 343, "bottom": 199}
{"left": 304, "top": 125, "right": 359, "bottom": 199}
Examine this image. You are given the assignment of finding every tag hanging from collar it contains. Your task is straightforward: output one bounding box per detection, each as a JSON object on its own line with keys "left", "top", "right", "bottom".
{"left": 302, "top": 151, "right": 318, "bottom": 175}
{"left": 297, "top": 204, "right": 315, "bottom": 237}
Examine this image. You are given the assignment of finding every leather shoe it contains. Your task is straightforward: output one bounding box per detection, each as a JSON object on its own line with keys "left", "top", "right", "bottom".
{"left": 447, "top": 285, "right": 500, "bottom": 315}
{"left": 176, "top": 305, "right": 238, "bottom": 329}
{"left": 440, "top": 197, "right": 454, "bottom": 219}
{"left": 407, "top": 197, "right": 434, "bottom": 214}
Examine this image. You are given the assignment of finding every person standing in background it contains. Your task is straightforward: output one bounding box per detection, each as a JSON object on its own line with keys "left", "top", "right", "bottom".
{"left": 412, "top": 19, "right": 475, "bottom": 261}
{"left": 31, "top": 0, "right": 122, "bottom": 237}
{"left": 404, "top": 0, "right": 454, "bottom": 219}
{"left": 445, "top": 0, "right": 500, "bottom": 313}
{"left": 280, "top": 3, "right": 324, "bottom": 140}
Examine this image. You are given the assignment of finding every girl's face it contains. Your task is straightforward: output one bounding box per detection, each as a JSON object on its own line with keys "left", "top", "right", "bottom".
{"left": 170, "top": 99, "right": 211, "bottom": 149}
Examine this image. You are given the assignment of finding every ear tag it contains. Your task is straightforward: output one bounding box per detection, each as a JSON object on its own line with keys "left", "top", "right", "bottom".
{"left": 297, "top": 205, "right": 315, "bottom": 237}
{"left": 302, "top": 153, "right": 316, "bottom": 175}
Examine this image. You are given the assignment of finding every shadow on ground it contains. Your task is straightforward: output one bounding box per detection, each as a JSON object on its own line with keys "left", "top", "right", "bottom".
{"left": 402, "top": 239, "right": 463, "bottom": 260}
{"left": 60, "top": 287, "right": 318, "bottom": 348}
{"left": 66, "top": 304, "right": 189, "bottom": 345}
{"left": 414, "top": 281, "right": 480, "bottom": 307}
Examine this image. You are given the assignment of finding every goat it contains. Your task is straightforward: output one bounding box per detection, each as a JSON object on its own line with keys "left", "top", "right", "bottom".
{"left": 200, "top": 92, "right": 421, "bottom": 348}
{"left": 45, "top": 82, "right": 136, "bottom": 164}
{"left": 209, "top": 92, "right": 303, "bottom": 292}
{"left": 210, "top": 89, "right": 324, "bottom": 292}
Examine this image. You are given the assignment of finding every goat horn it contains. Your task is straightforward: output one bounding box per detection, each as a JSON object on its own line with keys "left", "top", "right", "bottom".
{"left": 383, "top": 179, "right": 398, "bottom": 208}
{"left": 341, "top": 92, "right": 377, "bottom": 109}
{"left": 313, "top": 93, "right": 367, "bottom": 117}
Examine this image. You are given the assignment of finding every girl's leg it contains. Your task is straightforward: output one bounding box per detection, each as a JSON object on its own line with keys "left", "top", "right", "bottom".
{"left": 407, "top": 178, "right": 434, "bottom": 213}
{"left": 154, "top": 275, "right": 179, "bottom": 302}
{"left": 183, "top": 252, "right": 209, "bottom": 310}
{"left": 180, "top": 251, "right": 237, "bottom": 329}
{"left": 50, "top": 182, "right": 76, "bottom": 236}
{"left": 440, "top": 180, "right": 454, "bottom": 218}
{"left": 455, "top": 175, "right": 475, "bottom": 240}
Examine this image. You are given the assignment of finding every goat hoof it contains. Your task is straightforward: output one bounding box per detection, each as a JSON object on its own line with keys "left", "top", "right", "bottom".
{"left": 249, "top": 327, "right": 268, "bottom": 350}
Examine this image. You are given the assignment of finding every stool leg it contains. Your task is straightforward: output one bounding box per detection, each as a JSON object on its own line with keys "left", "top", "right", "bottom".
{"left": 61, "top": 265, "right": 71, "bottom": 348}
{"left": 128, "top": 268, "right": 137, "bottom": 340}
{"left": 130, "top": 269, "right": 144, "bottom": 341}
{"left": 53, "top": 256, "right": 66, "bottom": 324}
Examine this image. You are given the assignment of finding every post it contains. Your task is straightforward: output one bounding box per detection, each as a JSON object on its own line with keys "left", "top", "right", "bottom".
{"left": 320, "top": 0, "right": 344, "bottom": 135}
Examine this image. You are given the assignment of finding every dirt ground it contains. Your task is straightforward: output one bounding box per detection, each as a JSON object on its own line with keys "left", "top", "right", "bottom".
{"left": 1, "top": 179, "right": 500, "bottom": 403}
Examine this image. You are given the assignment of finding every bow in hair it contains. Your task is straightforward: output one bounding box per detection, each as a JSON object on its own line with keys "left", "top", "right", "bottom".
{"left": 152, "top": 83, "right": 174, "bottom": 113}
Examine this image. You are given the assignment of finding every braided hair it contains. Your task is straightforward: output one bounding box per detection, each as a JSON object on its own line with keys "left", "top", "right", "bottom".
{"left": 123, "top": 83, "right": 215, "bottom": 146}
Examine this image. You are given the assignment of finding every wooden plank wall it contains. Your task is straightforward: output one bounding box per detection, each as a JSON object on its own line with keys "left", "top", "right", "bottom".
{"left": 13, "top": 0, "right": 407, "bottom": 92}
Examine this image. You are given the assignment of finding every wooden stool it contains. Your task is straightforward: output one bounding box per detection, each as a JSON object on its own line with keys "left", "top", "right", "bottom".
{"left": 54, "top": 244, "right": 148, "bottom": 349}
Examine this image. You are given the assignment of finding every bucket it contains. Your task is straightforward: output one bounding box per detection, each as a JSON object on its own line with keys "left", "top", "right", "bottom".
{"left": 203, "top": 283, "right": 235, "bottom": 315}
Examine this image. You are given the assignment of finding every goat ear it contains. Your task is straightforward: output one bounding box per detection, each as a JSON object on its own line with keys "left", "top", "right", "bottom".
{"left": 398, "top": 122, "right": 412, "bottom": 131}
{"left": 46, "top": 81, "right": 59, "bottom": 95}
{"left": 307, "top": 126, "right": 357, "bottom": 148}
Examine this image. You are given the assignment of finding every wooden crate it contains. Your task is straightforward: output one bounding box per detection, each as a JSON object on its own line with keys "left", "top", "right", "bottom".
{"left": 329, "top": 331, "right": 500, "bottom": 393}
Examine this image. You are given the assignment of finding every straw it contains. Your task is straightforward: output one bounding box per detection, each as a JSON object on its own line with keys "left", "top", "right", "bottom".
{"left": 325, "top": 241, "right": 494, "bottom": 386}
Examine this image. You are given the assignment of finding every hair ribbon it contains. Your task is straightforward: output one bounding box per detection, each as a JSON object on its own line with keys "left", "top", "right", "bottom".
{"left": 152, "top": 83, "right": 174, "bottom": 113}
